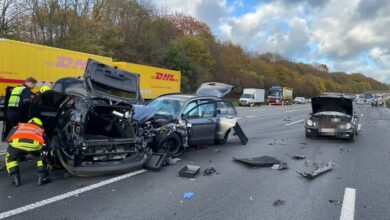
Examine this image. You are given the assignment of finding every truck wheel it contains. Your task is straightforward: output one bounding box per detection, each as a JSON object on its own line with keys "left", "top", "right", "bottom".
{"left": 215, "top": 129, "right": 231, "bottom": 145}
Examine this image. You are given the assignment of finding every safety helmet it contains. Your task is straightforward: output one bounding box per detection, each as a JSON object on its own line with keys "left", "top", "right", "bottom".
{"left": 39, "top": 85, "right": 51, "bottom": 93}
{"left": 28, "top": 117, "right": 43, "bottom": 127}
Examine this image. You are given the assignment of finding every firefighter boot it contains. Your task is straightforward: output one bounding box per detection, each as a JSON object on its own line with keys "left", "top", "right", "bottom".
{"left": 11, "top": 174, "right": 20, "bottom": 187}
{"left": 37, "top": 174, "right": 51, "bottom": 186}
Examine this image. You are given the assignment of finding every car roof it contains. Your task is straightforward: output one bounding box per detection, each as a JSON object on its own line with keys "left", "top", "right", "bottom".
{"left": 157, "top": 94, "right": 220, "bottom": 102}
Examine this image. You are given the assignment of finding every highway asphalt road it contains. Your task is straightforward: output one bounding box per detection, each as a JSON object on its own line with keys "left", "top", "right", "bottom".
{"left": 0, "top": 103, "right": 389, "bottom": 220}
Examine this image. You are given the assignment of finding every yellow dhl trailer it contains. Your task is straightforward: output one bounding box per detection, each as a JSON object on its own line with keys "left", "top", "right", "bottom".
{"left": 113, "top": 62, "right": 181, "bottom": 99}
{"left": 0, "top": 38, "right": 113, "bottom": 96}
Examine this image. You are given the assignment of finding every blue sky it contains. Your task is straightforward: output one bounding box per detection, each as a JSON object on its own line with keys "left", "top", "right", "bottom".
{"left": 153, "top": 0, "right": 390, "bottom": 83}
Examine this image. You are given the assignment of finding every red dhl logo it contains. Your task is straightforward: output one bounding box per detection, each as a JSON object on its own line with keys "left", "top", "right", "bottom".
{"left": 152, "top": 72, "right": 178, "bottom": 81}
{"left": 46, "top": 56, "right": 88, "bottom": 70}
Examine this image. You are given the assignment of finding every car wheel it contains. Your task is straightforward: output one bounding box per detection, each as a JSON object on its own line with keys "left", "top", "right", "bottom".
{"left": 305, "top": 131, "right": 313, "bottom": 138}
{"left": 159, "top": 133, "right": 183, "bottom": 157}
{"left": 215, "top": 129, "right": 231, "bottom": 145}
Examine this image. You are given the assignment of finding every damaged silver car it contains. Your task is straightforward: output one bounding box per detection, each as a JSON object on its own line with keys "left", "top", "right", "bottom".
{"left": 2, "top": 60, "right": 173, "bottom": 176}
{"left": 305, "top": 96, "right": 360, "bottom": 141}
{"left": 147, "top": 82, "right": 245, "bottom": 155}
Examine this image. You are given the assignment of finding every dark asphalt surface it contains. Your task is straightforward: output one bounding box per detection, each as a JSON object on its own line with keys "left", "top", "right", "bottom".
{"left": 0, "top": 104, "right": 389, "bottom": 220}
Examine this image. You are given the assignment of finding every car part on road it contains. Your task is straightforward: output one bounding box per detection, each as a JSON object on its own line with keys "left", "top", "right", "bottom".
{"left": 144, "top": 153, "right": 167, "bottom": 171}
{"left": 179, "top": 165, "right": 200, "bottom": 178}
{"left": 183, "top": 192, "right": 194, "bottom": 199}
{"left": 233, "top": 123, "right": 248, "bottom": 145}
{"left": 271, "top": 162, "right": 288, "bottom": 170}
{"left": 329, "top": 200, "right": 342, "bottom": 205}
{"left": 203, "top": 167, "right": 216, "bottom": 175}
{"left": 292, "top": 154, "right": 306, "bottom": 160}
{"left": 297, "top": 161, "right": 333, "bottom": 180}
{"left": 273, "top": 199, "right": 285, "bottom": 206}
{"left": 233, "top": 156, "right": 281, "bottom": 168}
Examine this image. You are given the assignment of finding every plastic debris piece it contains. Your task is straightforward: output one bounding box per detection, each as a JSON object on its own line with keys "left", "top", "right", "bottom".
{"left": 204, "top": 167, "right": 217, "bottom": 175}
{"left": 273, "top": 199, "right": 285, "bottom": 206}
{"left": 183, "top": 192, "right": 194, "bottom": 199}
{"left": 271, "top": 163, "right": 289, "bottom": 170}
{"left": 298, "top": 161, "right": 334, "bottom": 180}
{"left": 249, "top": 196, "right": 253, "bottom": 201}
{"left": 166, "top": 157, "right": 177, "bottom": 165}
{"left": 233, "top": 123, "right": 248, "bottom": 145}
{"left": 233, "top": 156, "right": 281, "bottom": 168}
{"left": 179, "top": 165, "right": 200, "bottom": 178}
{"left": 213, "top": 149, "right": 220, "bottom": 153}
{"left": 329, "top": 200, "right": 342, "bottom": 205}
{"left": 293, "top": 154, "right": 306, "bottom": 160}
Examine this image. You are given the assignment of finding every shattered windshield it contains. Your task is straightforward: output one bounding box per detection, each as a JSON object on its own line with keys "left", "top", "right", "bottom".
{"left": 147, "top": 97, "right": 184, "bottom": 117}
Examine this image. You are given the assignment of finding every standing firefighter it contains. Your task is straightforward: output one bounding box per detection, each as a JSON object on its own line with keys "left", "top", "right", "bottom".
{"left": 7, "top": 77, "right": 37, "bottom": 131}
{"left": 5, "top": 117, "right": 51, "bottom": 186}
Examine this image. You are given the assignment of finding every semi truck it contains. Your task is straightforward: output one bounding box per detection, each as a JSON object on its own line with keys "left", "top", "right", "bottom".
{"left": 267, "top": 86, "right": 293, "bottom": 105}
{"left": 0, "top": 38, "right": 181, "bottom": 100}
{"left": 239, "top": 88, "right": 265, "bottom": 106}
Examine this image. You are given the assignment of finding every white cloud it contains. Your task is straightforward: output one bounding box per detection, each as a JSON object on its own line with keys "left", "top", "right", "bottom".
{"left": 152, "top": 0, "right": 390, "bottom": 83}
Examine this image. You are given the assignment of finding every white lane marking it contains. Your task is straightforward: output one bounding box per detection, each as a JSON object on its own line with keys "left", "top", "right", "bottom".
{"left": 286, "top": 119, "right": 304, "bottom": 126}
{"left": 360, "top": 114, "right": 364, "bottom": 117}
{"left": 340, "top": 187, "right": 356, "bottom": 220}
{"left": 0, "top": 150, "right": 6, "bottom": 155}
{"left": 0, "top": 169, "right": 147, "bottom": 219}
{"left": 238, "top": 108, "right": 308, "bottom": 121}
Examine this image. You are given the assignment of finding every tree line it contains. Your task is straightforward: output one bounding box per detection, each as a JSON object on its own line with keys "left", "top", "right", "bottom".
{"left": 1, "top": 0, "right": 388, "bottom": 97}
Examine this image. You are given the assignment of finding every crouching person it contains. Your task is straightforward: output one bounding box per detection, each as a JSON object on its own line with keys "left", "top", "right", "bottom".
{"left": 5, "top": 117, "right": 51, "bottom": 186}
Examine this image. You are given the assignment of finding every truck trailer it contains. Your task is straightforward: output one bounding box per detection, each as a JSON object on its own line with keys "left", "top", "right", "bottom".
{"left": 239, "top": 88, "right": 265, "bottom": 106}
{"left": 0, "top": 39, "right": 181, "bottom": 100}
{"left": 267, "top": 86, "right": 293, "bottom": 105}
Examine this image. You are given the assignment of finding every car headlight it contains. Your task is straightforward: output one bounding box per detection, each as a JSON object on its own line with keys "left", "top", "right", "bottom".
{"left": 306, "top": 119, "right": 313, "bottom": 126}
{"left": 346, "top": 123, "right": 351, "bottom": 129}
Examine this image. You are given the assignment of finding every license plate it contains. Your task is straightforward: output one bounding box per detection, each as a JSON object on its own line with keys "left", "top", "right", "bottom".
{"left": 320, "top": 128, "right": 335, "bottom": 133}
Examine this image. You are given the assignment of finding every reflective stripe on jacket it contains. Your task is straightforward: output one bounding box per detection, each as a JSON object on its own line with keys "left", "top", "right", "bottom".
{"left": 7, "top": 123, "right": 45, "bottom": 150}
{"left": 7, "top": 86, "right": 26, "bottom": 107}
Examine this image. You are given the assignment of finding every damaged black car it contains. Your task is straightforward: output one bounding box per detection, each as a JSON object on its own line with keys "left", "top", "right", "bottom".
{"left": 2, "top": 60, "right": 172, "bottom": 176}
{"left": 304, "top": 96, "right": 360, "bottom": 141}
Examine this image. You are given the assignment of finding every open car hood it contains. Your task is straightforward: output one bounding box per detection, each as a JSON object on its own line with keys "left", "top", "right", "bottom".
{"left": 133, "top": 105, "right": 156, "bottom": 123}
{"left": 311, "top": 96, "right": 353, "bottom": 116}
{"left": 84, "top": 59, "right": 140, "bottom": 104}
{"left": 195, "top": 82, "right": 234, "bottom": 98}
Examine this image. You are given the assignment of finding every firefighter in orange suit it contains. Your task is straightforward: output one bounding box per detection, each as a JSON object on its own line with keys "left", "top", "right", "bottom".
{"left": 5, "top": 117, "right": 51, "bottom": 186}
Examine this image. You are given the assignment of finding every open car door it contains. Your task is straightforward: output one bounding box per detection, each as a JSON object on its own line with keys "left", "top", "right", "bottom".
{"left": 29, "top": 90, "right": 67, "bottom": 137}
{"left": 185, "top": 101, "right": 218, "bottom": 145}
{"left": 1, "top": 86, "right": 15, "bottom": 140}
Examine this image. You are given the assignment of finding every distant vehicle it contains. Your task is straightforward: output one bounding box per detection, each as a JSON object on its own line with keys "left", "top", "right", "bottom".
{"left": 239, "top": 88, "right": 265, "bottom": 107}
{"left": 356, "top": 98, "right": 365, "bottom": 105}
{"left": 267, "top": 86, "right": 293, "bottom": 105}
{"left": 305, "top": 96, "right": 360, "bottom": 141}
{"left": 294, "top": 97, "right": 306, "bottom": 104}
{"left": 147, "top": 82, "right": 241, "bottom": 153}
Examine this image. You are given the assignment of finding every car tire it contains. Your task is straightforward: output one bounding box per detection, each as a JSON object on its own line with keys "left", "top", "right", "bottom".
{"left": 49, "top": 135, "right": 63, "bottom": 169}
{"left": 215, "top": 129, "right": 231, "bottom": 145}
{"left": 159, "top": 133, "right": 183, "bottom": 157}
{"left": 305, "top": 131, "right": 312, "bottom": 138}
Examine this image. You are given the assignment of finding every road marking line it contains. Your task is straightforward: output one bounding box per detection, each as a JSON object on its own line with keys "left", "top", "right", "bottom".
{"left": 286, "top": 119, "right": 304, "bottom": 126}
{"left": 0, "top": 169, "right": 147, "bottom": 219}
{"left": 340, "top": 187, "right": 356, "bottom": 220}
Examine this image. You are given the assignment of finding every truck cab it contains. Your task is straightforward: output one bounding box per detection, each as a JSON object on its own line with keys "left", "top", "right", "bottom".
{"left": 267, "top": 86, "right": 293, "bottom": 105}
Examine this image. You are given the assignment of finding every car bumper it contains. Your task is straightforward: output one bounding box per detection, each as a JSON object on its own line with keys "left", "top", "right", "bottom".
{"left": 305, "top": 126, "right": 355, "bottom": 138}
{"left": 58, "top": 138, "right": 150, "bottom": 176}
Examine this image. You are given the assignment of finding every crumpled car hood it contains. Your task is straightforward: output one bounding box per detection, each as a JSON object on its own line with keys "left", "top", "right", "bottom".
{"left": 196, "top": 82, "right": 234, "bottom": 98}
{"left": 133, "top": 105, "right": 156, "bottom": 123}
{"left": 311, "top": 96, "right": 353, "bottom": 116}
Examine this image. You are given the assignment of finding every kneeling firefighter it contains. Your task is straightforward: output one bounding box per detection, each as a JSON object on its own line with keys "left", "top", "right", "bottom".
{"left": 5, "top": 117, "right": 51, "bottom": 186}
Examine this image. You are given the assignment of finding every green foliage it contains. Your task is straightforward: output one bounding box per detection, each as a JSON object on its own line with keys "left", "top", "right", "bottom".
{"left": 2, "top": 0, "right": 388, "bottom": 97}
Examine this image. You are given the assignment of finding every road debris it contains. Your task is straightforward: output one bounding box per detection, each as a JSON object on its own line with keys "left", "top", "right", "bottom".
{"left": 271, "top": 163, "right": 289, "bottom": 170}
{"left": 273, "top": 199, "right": 285, "bottom": 206}
{"left": 213, "top": 149, "right": 220, "bottom": 153}
{"left": 179, "top": 165, "right": 200, "bottom": 178}
{"left": 166, "top": 156, "right": 177, "bottom": 165}
{"left": 249, "top": 196, "right": 253, "bottom": 201}
{"left": 204, "top": 167, "right": 217, "bottom": 175}
{"left": 329, "top": 200, "right": 342, "bottom": 205}
{"left": 233, "top": 156, "right": 281, "bottom": 168}
{"left": 292, "top": 154, "right": 306, "bottom": 160}
{"left": 304, "top": 160, "right": 320, "bottom": 169}
{"left": 233, "top": 123, "right": 249, "bottom": 145}
{"left": 298, "top": 161, "right": 334, "bottom": 180}
{"left": 183, "top": 192, "right": 194, "bottom": 199}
